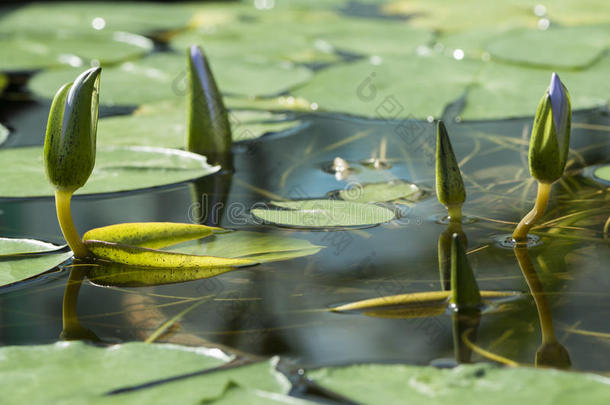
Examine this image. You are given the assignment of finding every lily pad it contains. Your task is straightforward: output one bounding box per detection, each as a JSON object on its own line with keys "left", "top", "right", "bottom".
{"left": 307, "top": 363, "right": 610, "bottom": 405}
{"left": 0, "top": 341, "right": 292, "bottom": 404}
{"left": 29, "top": 52, "right": 313, "bottom": 106}
{"left": 0, "top": 146, "right": 219, "bottom": 198}
{"left": 0, "top": 237, "right": 71, "bottom": 287}
{"left": 169, "top": 230, "right": 323, "bottom": 262}
{"left": 337, "top": 181, "right": 423, "bottom": 203}
{"left": 461, "top": 55, "right": 610, "bottom": 120}
{"left": 251, "top": 200, "right": 396, "bottom": 228}
{"left": 97, "top": 101, "right": 301, "bottom": 148}
{"left": 0, "top": 32, "right": 153, "bottom": 72}
{"left": 0, "top": 122, "right": 8, "bottom": 146}
{"left": 292, "top": 54, "right": 480, "bottom": 119}
{"left": 486, "top": 25, "right": 610, "bottom": 69}
{"left": 0, "top": 2, "right": 193, "bottom": 37}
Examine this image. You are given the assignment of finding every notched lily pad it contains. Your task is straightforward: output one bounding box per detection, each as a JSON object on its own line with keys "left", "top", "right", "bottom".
{"left": 0, "top": 237, "right": 71, "bottom": 287}
{"left": 0, "top": 146, "right": 219, "bottom": 198}
{"left": 0, "top": 341, "right": 292, "bottom": 404}
{"left": 251, "top": 199, "right": 396, "bottom": 228}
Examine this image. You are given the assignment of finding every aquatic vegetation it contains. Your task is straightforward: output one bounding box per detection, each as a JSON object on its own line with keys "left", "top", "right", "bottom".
{"left": 435, "top": 121, "right": 466, "bottom": 223}
{"left": 449, "top": 234, "right": 481, "bottom": 310}
{"left": 512, "top": 73, "right": 571, "bottom": 243}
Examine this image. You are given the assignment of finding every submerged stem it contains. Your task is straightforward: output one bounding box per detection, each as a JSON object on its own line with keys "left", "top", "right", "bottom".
{"left": 55, "top": 190, "right": 90, "bottom": 258}
{"left": 447, "top": 204, "right": 463, "bottom": 223}
{"left": 512, "top": 181, "right": 552, "bottom": 242}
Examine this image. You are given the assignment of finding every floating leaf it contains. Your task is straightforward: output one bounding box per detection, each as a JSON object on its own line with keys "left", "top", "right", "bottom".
{"left": 0, "top": 33, "right": 152, "bottom": 72}
{"left": 97, "top": 101, "right": 301, "bottom": 148}
{"left": 0, "top": 341, "right": 292, "bottom": 404}
{"left": 592, "top": 164, "right": 610, "bottom": 181}
{"left": 0, "top": 122, "right": 9, "bottom": 146}
{"left": 251, "top": 200, "right": 396, "bottom": 228}
{"left": 83, "top": 223, "right": 222, "bottom": 250}
{"left": 0, "top": 2, "right": 193, "bottom": 37}
{"left": 332, "top": 290, "right": 518, "bottom": 319}
{"left": 83, "top": 240, "right": 256, "bottom": 269}
{"left": 29, "top": 53, "right": 313, "bottom": 106}
{"left": 0, "top": 146, "right": 218, "bottom": 198}
{"left": 337, "top": 181, "right": 422, "bottom": 203}
{"left": 486, "top": 25, "right": 610, "bottom": 69}
{"left": 307, "top": 363, "right": 610, "bottom": 405}
{"left": 0, "top": 238, "right": 71, "bottom": 287}
{"left": 169, "top": 230, "right": 323, "bottom": 263}
{"left": 86, "top": 261, "right": 233, "bottom": 288}
{"left": 293, "top": 54, "right": 479, "bottom": 119}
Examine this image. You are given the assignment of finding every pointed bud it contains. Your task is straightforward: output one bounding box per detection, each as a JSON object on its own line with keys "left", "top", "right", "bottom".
{"left": 44, "top": 67, "right": 100, "bottom": 192}
{"left": 450, "top": 233, "right": 481, "bottom": 310}
{"left": 435, "top": 121, "right": 466, "bottom": 209}
{"left": 529, "top": 73, "right": 571, "bottom": 184}
{"left": 186, "top": 45, "right": 232, "bottom": 167}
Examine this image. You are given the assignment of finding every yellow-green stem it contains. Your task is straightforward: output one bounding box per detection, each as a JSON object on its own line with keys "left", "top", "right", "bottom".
{"left": 55, "top": 190, "right": 90, "bottom": 258}
{"left": 447, "top": 204, "right": 463, "bottom": 223}
{"left": 512, "top": 181, "right": 552, "bottom": 242}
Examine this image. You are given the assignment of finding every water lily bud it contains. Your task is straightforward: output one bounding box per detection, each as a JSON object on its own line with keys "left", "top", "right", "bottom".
{"left": 186, "top": 45, "right": 232, "bottom": 166}
{"left": 529, "top": 72, "right": 571, "bottom": 184}
{"left": 435, "top": 121, "right": 466, "bottom": 208}
{"left": 450, "top": 233, "right": 481, "bottom": 310}
{"left": 44, "top": 67, "right": 101, "bottom": 192}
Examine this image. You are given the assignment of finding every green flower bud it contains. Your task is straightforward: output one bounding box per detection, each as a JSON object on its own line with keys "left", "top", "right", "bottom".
{"left": 44, "top": 67, "right": 101, "bottom": 192}
{"left": 186, "top": 45, "right": 232, "bottom": 167}
{"left": 529, "top": 73, "right": 571, "bottom": 184}
{"left": 435, "top": 120, "right": 466, "bottom": 210}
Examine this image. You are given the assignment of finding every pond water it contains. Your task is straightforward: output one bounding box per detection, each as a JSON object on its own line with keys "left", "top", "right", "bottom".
{"left": 1, "top": 93, "right": 609, "bottom": 373}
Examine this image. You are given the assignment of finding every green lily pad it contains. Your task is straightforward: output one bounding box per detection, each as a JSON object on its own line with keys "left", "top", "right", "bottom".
{"left": 316, "top": 19, "right": 433, "bottom": 56}
{"left": 251, "top": 200, "right": 396, "bottom": 228}
{"left": 169, "top": 230, "right": 323, "bottom": 263}
{"left": 337, "top": 181, "right": 423, "bottom": 203}
{"left": 29, "top": 52, "right": 313, "bottom": 106}
{"left": 593, "top": 165, "right": 610, "bottom": 182}
{"left": 0, "top": 146, "right": 219, "bottom": 198}
{"left": 0, "top": 2, "right": 193, "bottom": 37}
{"left": 307, "top": 363, "right": 610, "bottom": 405}
{"left": 0, "top": 122, "right": 8, "bottom": 146}
{"left": 0, "top": 237, "right": 72, "bottom": 287}
{"left": 292, "top": 54, "right": 480, "bottom": 119}
{"left": 0, "top": 32, "right": 153, "bottom": 72}
{"left": 0, "top": 341, "right": 292, "bottom": 404}
{"left": 97, "top": 101, "right": 301, "bottom": 148}
{"left": 461, "top": 55, "right": 610, "bottom": 120}
{"left": 486, "top": 25, "right": 610, "bottom": 69}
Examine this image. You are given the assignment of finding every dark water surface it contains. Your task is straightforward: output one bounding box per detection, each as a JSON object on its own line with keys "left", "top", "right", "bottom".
{"left": 1, "top": 93, "right": 609, "bottom": 373}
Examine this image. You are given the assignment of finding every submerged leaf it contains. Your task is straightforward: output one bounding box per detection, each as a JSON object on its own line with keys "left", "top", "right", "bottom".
{"left": 0, "top": 238, "right": 71, "bottom": 287}
{"left": 251, "top": 200, "right": 396, "bottom": 228}
{"left": 84, "top": 240, "right": 256, "bottom": 269}
{"left": 332, "top": 290, "right": 518, "bottom": 319}
{"left": 307, "top": 363, "right": 610, "bottom": 405}
{"left": 0, "top": 146, "right": 218, "bottom": 198}
{"left": 0, "top": 341, "right": 292, "bottom": 404}
{"left": 83, "top": 223, "right": 222, "bottom": 250}
{"left": 86, "top": 261, "right": 233, "bottom": 287}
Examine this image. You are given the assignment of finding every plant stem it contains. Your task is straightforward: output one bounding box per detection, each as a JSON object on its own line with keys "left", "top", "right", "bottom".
{"left": 55, "top": 190, "right": 90, "bottom": 258}
{"left": 447, "top": 204, "right": 463, "bottom": 223}
{"left": 512, "top": 181, "right": 552, "bottom": 242}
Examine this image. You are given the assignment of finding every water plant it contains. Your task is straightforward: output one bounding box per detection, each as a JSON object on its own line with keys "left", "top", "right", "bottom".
{"left": 435, "top": 120, "right": 466, "bottom": 223}
{"left": 44, "top": 67, "right": 101, "bottom": 258}
{"left": 186, "top": 45, "right": 232, "bottom": 168}
{"left": 512, "top": 73, "right": 571, "bottom": 243}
